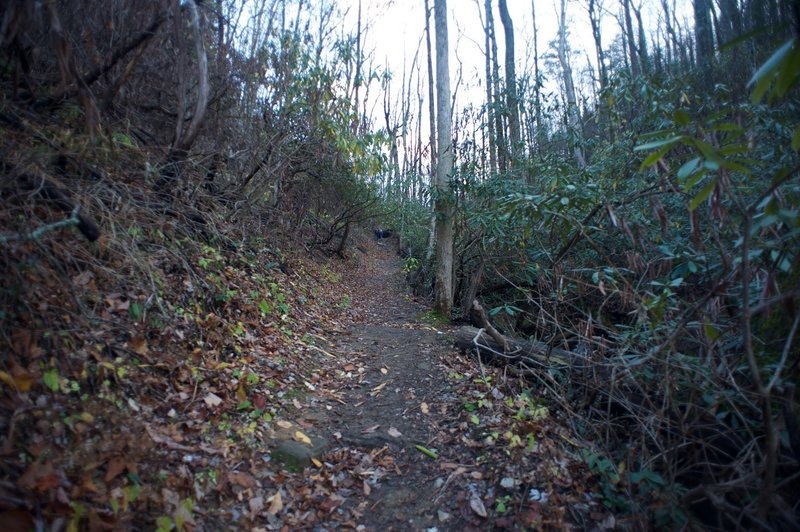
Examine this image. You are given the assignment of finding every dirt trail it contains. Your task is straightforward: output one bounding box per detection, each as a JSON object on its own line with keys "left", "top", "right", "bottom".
{"left": 265, "top": 238, "right": 591, "bottom": 530}
{"left": 313, "top": 240, "right": 469, "bottom": 530}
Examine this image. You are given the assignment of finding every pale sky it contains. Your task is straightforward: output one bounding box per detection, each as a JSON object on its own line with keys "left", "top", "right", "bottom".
{"left": 335, "top": 0, "right": 692, "bottom": 170}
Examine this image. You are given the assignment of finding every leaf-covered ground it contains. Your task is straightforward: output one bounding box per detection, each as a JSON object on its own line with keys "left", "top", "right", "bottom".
{"left": 2, "top": 232, "right": 614, "bottom": 530}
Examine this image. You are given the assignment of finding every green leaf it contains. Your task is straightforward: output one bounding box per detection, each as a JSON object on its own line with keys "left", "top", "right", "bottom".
{"left": 677, "top": 157, "right": 701, "bottom": 180}
{"left": 749, "top": 37, "right": 796, "bottom": 103}
{"left": 792, "top": 126, "right": 800, "bottom": 152}
{"left": 470, "top": 414, "right": 480, "bottom": 425}
{"left": 43, "top": 369, "right": 60, "bottom": 392}
{"left": 633, "top": 135, "right": 683, "bottom": 152}
{"left": 690, "top": 138, "right": 725, "bottom": 166}
{"left": 689, "top": 178, "right": 718, "bottom": 211}
{"left": 673, "top": 109, "right": 690, "bottom": 126}
{"left": 682, "top": 167, "right": 708, "bottom": 191}
{"left": 639, "top": 144, "right": 673, "bottom": 170}
{"left": 415, "top": 445, "right": 438, "bottom": 459}
{"left": 704, "top": 317, "right": 721, "bottom": 342}
{"left": 719, "top": 26, "right": 769, "bottom": 51}
{"left": 258, "top": 300, "right": 271, "bottom": 315}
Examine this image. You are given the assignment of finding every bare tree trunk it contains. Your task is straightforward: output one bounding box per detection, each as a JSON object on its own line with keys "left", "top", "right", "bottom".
{"left": 622, "top": 0, "right": 640, "bottom": 77}
{"left": 480, "top": 0, "right": 497, "bottom": 178}
{"left": 424, "top": 0, "right": 437, "bottom": 260}
{"left": 497, "top": 0, "right": 521, "bottom": 168}
{"left": 694, "top": 0, "right": 714, "bottom": 75}
{"left": 556, "top": 0, "right": 586, "bottom": 168}
{"left": 433, "top": 0, "right": 454, "bottom": 317}
{"left": 485, "top": 0, "right": 507, "bottom": 172}
{"left": 633, "top": 2, "right": 649, "bottom": 75}
{"left": 174, "top": 0, "right": 208, "bottom": 153}
{"left": 531, "top": 0, "right": 544, "bottom": 157}
{"left": 588, "top": 0, "right": 608, "bottom": 93}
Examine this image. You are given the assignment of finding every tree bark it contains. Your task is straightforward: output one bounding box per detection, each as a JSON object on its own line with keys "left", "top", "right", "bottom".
{"left": 693, "top": 0, "right": 714, "bottom": 73}
{"left": 485, "top": 0, "right": 507, "bottom": 172}
{"left": 556, "top": 0, "right": 586, "bottom": 168}
{"left": 497, "top": 0, "right": 521, "bottom": 167}
{"left": 433, "top": 0, "right": 455, "bottom": 317}
{"left": 480, "top": 0, "right": 497, "bottom": 178}
{"left": 622, "top": 0, "right": 640, "bottom": 77}
{"left": 530, "top": 0, "right": 544, "bottom": 157}
{"left": 587, "top": 0, "right": 608, "bottom": 94}
{"left": 454, "top": 326, "right": 581, "bottom": 368}
{"left": 424, "top": 0, "right": 437, "bottom": 260}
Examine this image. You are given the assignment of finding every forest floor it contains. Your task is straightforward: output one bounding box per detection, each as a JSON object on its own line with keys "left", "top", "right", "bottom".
{"left": 253, "top": 239, "right": 609, "bottom": 531}
{"left": 2, "top": 232, "right": 610, "bottom": 531}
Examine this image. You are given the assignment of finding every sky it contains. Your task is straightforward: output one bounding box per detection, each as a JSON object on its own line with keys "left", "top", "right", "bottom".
{"left": 333, "top": 0, "right": 692, "bottom": 174}
{"left": 339, "top": 0, "right": 693, "bottom": 108}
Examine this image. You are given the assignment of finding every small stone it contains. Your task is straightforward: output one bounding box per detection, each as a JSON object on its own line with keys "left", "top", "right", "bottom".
{"left": 500, "top": 477, "right": 515, "bottom": 489}
{"left": 437, "top": 510, "right": 451, "bottom": 522}
{"left": 433, "top": 477, "right": 445, "bottom": 489}
{"left": 271, "top": 436, "right": 328, "bottom": 472}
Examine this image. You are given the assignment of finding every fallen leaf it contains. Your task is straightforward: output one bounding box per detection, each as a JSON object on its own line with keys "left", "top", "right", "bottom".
{"left": 73, "top": 271, "right": 93, "bottom": 286}
{"left": 363, "top": 424, "right": 380, "bottom": 434}
{"left": 303, "top": 381, "right": 316, "bottom": 391}
{"left": 145, "top": 425, "right": 196, "bottom": 452}
{"left": 343, "top": 364, "right": 356, "bottom": 372}
{"left": 415, "top": 445, "right": 438, "bottom": 459}
{"left": 12, "top": 329, "right": 42, "bottom": 359}
{"left": 228, "top": 471, "right": 258, "bottom": 489}
{"left": 380, "top": 368, "right": 388, "bottom": 375}
{"left": 387, "top": 427, "right": 402, "bottom": 438}
{"left": 104, "top": 456, "right": 127, "bottom": 483}
{"left": 420, "top": 402, "right": 429, "bottom": 414}
{"left": 469, "top": 494, "right": 487, "bottom": 518}
{"left": 203, "top": 393, "right": 223, "bottom": 407}
{"left": 276, "top": 420, "right": 293, "bottom": 429}
{"left": 249, "top": 496, "right": 264, "bottom": 515}
{"left": 6, "top": 363, "right": 35, "bottom": 392}
{"left": 294, "top": 430, "right": 312, "bottom": 445}
{"left": 363, "top": 479, "right": 371, "bottom": 496}
{"left": 130, "top": 335, "right": 148, "bottom": 356}
{"left": 292, "top": 398, "right": 303, "bottom": 409}
{"left": 311, "top": 458, "right": 322, "bottom": 468}
{"left": 18, "top": 461, "right": 60, "bottom": 492}
{"left": 267, "top": 491, "right": 283, "bottom": 515}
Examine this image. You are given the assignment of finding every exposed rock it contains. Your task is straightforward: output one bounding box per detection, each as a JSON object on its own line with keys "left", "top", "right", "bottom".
{"left": 270, "top": 436, "right": 328, "bottom": 472}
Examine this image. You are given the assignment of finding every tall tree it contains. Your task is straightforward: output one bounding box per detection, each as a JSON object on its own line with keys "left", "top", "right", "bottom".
{"left": 424, "top": 0, "right": 438, "bottom": 259}
{"left": 479, "top": 0, "right": 498, "bottom": 177}
{"left": 497, "top": 0, "right": 521, "bottom": 166}
{"left": 485, "top": 0, "right": 507, "bottom": 171}
{"left": 633, "top": 2, "right": 649, "bottom": 74}
{"left": 694, "top": 0, "right": 714, "bottom": 72}
{"left": 587, "top": 0, "right": 608, "bottom": 93}
{"left": 621, "top": 0, "right": 640, "bottom": 77}
{"left": 530, "top": 0, "right": 544, "bottom": 156}
{"left": 556, "top": 0, "right": 586, "bottom": 168}
{"left": 433, "top": 0, "right": 454, "bottom": 317}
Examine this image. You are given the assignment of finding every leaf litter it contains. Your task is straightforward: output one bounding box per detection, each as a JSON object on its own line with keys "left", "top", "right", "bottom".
{"left": 1, "top": 229, "right": 610, "bottom": 529}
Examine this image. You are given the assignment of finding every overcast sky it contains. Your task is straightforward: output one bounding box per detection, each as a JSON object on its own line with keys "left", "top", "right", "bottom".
{"left": 333, "top": 0, "right": 692, "bottom": 166}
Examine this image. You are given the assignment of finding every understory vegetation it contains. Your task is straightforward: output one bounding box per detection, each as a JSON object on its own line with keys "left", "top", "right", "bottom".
{"left": 1, "top": 0, "right": 799, "bottom": 529}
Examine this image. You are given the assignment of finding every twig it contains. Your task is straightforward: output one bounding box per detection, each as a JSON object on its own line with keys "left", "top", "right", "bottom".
{"left": 0, "top": 205, "right": 81, "bottom": 244}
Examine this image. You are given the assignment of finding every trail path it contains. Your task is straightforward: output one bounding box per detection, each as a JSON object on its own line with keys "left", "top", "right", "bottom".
{"left": 259, "top": 238, "right": 592, "bottom": 530}
{"left": 313, "top": 240, "right": 468, "bottom": 530}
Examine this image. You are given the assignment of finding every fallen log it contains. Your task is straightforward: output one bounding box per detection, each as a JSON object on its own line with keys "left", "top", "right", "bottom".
{"left": 454, "top": 326, "right": 583, "bottom": 369}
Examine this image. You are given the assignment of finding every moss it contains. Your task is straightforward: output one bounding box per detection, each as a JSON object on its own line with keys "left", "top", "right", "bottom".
{"left": 418, "top": 309, "right": 450, "bottom": 327}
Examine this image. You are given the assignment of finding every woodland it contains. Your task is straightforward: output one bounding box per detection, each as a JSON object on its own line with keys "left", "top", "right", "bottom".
{"left": 0, "top": 0, "right": 799, "bottom": 529}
